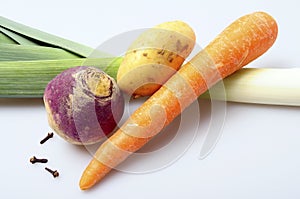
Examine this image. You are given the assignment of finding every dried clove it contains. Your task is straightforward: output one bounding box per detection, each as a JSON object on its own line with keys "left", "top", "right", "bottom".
{"left": 45, "top": 167, "right": 59, "bottom": 178}
{"left": 29, "top": 156, "right": 48, "bottom": 164}
{"left": 40, "top": 132, "right": 54, "bottom": 144}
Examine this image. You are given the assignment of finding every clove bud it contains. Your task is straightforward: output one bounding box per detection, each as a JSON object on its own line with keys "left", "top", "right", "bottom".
{"left": 40, "top": 132, "right": 54, "bottom": 144}
{"left": 45, "top": 167, "right": 59, "bottom": 178}
{"left": 30, "top": 156, "right": 48, "bottom": 164}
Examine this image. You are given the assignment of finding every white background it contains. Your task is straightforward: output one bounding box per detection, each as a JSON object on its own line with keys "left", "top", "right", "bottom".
{"left": 1, "top": 0, "right": 300, "bottom": 198}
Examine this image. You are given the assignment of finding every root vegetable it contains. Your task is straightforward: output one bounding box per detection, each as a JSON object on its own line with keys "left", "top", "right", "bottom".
{"left": 43, "top": 66, "right": 124, "bottom": 145}
{"left": 117, "top": 20, "right": 196, "bottom": 98}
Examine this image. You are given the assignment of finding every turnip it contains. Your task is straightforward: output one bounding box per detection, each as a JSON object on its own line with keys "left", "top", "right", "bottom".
{"left": 43, "top": 66, "right": 124, "bottom": 145}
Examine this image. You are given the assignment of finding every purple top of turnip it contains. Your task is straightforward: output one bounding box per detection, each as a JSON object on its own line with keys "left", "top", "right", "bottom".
{"left": 44, "top": 66, "right": 124, "bottom": 145}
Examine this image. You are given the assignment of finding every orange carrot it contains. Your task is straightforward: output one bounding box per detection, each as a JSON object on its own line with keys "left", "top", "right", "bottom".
{"left": 79, "top": 11, "right": 278, "bottom": 190}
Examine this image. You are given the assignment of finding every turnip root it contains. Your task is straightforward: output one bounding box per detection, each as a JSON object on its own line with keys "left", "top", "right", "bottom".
{"left": 117, "top": 20, "right": 196, "bottom": 98}
{"left": 43, "top": 66, "right": 124, "bottom": 145}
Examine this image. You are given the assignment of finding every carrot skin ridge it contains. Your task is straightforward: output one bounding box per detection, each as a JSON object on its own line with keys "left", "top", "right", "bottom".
{"left": 79, "top": 11, "right": 278, "bottom": 190}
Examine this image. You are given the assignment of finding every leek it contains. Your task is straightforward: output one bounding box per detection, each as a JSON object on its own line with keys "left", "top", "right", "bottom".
{"left": 0, "top": 16, "right": 95, "bottom": 57}
{"left": 0, "top": 26, "right": 38, "bottom": 46}
{"left": 0, "top": 44, "right": 78, "bottom": 61}
{"left": 0, "top": 57, "right": 121, "bottom": 98}
{"left": 0, "top": 32, "right": 17, "bottom": 44}
{"left": 201, "top": 68, "right": 300, "bottom": 106}
{"left": 0, "top": 17, "right": 299, "bottom": 107}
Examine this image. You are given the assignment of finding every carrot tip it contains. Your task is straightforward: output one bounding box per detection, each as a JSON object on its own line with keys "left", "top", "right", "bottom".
{"left": 79, "top": 177, "right": 93, "bottom": 190}
{"left": 79, "top": 158, "right": 112, "bottom": 190}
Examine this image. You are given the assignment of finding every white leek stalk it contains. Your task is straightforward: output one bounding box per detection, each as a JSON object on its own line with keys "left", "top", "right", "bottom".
{"left": 201, "top": 68, "right": 300, "bottom": 106}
